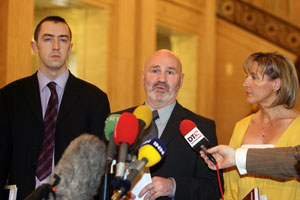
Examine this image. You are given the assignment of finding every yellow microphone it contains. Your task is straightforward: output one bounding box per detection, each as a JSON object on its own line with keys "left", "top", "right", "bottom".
{"left": 111, "top": 138, "right": 166, "bottom": 200}
{"left": 130, "top": 105, "right": 153, "bottom": 155}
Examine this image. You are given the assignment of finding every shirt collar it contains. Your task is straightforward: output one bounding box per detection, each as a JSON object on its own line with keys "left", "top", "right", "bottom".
{"left": 145, "top": 101, "right": 176, "bottom": 124}
{"left": 37, "top": 69, "right": 69, "bottom": 91}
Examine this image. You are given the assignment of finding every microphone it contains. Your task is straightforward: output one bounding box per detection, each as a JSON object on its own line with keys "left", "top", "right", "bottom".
{"left": 24, "top": 175, "right": 60, "bottom": 200}
{"left": 130, "top": 105, "right": 152, "bottom": 155}
{"left": 113, "top": 112, "right": 139, "bottom": 178}
{"left": 103, "top": 114, "right": 121, "bottom": 200}
{"left": 180, "top": 119, "right": 217, "bottom": 165}
{"left": 47, "top": 133, "right": 106, "bottom": 200}
{"left": 111, "top": 138, "right": 166, "bottom": 200}
{"left": 104, "top": 114, "right": 121, "bottom": 171}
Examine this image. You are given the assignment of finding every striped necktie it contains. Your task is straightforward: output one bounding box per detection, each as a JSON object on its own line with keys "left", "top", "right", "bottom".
{"left": 36, "top": 82, "right": 58, "bottom": 181}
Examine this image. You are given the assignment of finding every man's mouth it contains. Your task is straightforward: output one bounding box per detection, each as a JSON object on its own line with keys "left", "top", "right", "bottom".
{"left": 154, "top": 87, "right": 167, "bottom": 94}
{"left": 152, "top": 82, "right": 169, "bottom": 92}
{"left": 51, "top": 54, "right": 61, "bottom": 59}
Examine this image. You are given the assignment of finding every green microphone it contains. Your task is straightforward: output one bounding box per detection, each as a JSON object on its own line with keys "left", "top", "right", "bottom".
{"left": 104, "top": 113, "right": 121, "bottom": 170}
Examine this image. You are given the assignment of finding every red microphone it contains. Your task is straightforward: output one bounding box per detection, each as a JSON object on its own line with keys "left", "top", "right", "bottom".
{"left": 180, "top": 119, "right": 216, "bottom": 165}
{"left": 114, "top": 112, "right": 139, "bottom": 178}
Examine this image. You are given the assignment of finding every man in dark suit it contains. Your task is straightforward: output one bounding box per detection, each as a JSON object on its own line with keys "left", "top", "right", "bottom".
{"left": 0, "top": 16, "right": 110, "bottom": 199}
{"left": 200, "top": 145, "right": 300, "bottom": 180}
{"left": 124, "top": 49, "right": 223, "bottom": 200}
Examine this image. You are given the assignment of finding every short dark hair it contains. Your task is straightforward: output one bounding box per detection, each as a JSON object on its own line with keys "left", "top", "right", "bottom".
{"left": 243, "top": 52, "right": 299, "bottom": 109}
{"left": 34, "top": 16, "right": 72, "bottom": 42}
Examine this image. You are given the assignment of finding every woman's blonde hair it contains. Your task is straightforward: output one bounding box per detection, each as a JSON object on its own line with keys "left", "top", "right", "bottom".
{"left": 243, "top": 52, "right": 299, "bottom": 109}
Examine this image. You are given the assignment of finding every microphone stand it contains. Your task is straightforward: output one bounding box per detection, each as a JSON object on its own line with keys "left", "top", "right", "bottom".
{"left": 102, "top": 161, "right": 114, "bottom": 200}
{"left": 103, "top": 173, "right": 109, "bottom": 200}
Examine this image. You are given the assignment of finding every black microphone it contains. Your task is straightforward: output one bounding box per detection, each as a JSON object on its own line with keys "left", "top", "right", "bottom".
{"left": 180, "top": 119, "right": 217, "bottom": 165}
{"left": 47, "top": 133, "right": 106, "bottom": 200}
{"left": 24, "top": 174, "right": 60, "bottom": 200}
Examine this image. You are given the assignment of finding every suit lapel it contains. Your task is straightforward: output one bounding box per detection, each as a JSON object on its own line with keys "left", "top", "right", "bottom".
{"left": 56, "top": 73, "right": 80, "bottom": 126}
{"left": 24, "top": 73, "right": 44, "bottom": 126}
{"left": 160, "top": 102, "right": 187, "bottom": 146}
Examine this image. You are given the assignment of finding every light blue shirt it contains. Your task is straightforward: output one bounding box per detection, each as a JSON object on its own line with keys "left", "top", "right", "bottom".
{"left": 38, "top": 69, "right": 69, "bottom": 117}
{"left": 145, "top": 101, "right": 177, "bottom": 198}
{"left": 35, "top": 69, "right": 69, "bottom": 188}
{"left": 145, "top": 101, "right": 176, "bottom": 138}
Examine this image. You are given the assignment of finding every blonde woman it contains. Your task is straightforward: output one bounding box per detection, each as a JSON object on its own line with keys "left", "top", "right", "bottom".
{"left": 224, "top": 52, "right": 300, "bottom": 200}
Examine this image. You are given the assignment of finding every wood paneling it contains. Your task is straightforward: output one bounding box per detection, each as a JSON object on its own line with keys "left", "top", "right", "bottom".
{"left": 0, "top": 0, "right": 8, "bottom": 87}
{"left": 107, "top": 0, "right": 137, "bottom": 111}
{"left": 0, "top": 0, "right": 34, "bottom": 87}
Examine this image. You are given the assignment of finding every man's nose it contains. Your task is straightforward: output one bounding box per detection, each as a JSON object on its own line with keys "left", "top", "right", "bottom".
{"left": 158, "top": 72, "right": 166, "bottom": 82}
{"left": 52, "top": 38, "right": 60, "bottom": 50}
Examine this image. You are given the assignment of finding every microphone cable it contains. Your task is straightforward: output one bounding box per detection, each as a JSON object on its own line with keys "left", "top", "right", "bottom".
{"left": 215, "top": 164, "right": 224, "bottom": 200}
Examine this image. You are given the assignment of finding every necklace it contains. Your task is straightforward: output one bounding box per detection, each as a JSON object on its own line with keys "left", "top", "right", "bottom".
{"left": 258, "top": 112, "right": 281, "bottom": 138}
{"left": 261, "top": 121, "right": 272, "bottom": 138}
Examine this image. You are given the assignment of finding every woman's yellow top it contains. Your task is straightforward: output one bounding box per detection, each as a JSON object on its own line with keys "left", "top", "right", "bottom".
{"left": 224, "top": 114, "right": 300, "bottom": 200}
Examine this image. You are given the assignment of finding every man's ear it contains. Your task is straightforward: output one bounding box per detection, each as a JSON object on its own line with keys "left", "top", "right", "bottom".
{"left": 67, "top": 43, "right": 73, "bottom": 55}
{"left": 141, "top": 69, "right": 145, "bottom": 85}
{"left": 31, "top": 41, "right": 39, "bottom": 54}
{"left": 179, "top": 73, "right": 184, "bottom": 89}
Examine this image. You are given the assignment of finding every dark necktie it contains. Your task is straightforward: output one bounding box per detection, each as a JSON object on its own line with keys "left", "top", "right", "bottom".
{"left": 141, "top": 110, "right": 159, "bottom": 143}
{"left": 36, "top": 82, "right": 58, "bottom": 181}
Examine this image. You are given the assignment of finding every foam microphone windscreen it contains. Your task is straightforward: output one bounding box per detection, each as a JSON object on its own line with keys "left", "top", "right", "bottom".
{"left": 179, "top": 119, "right": 197, "bottom": 136}
{"left": 113, "top": 112, "right": 139, "bottom": 146}
{"left": 104, "top": 114, "right": 121, "bottom": 141}
{"left": 47, "top": 133, "right": 106, "bottom": 200}
{"left": 133, "top": 105, "right": 152, "bottom": 129}
{"left": 138, "top": 138, "right": 166, "bottom": 167}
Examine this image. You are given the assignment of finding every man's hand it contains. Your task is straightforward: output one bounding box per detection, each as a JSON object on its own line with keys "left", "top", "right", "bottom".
{"left": 200, "top": 145, "right": 237, "bottom": 170}
{"left": 138, "top": 176, "right": 174, "bottom": 200}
